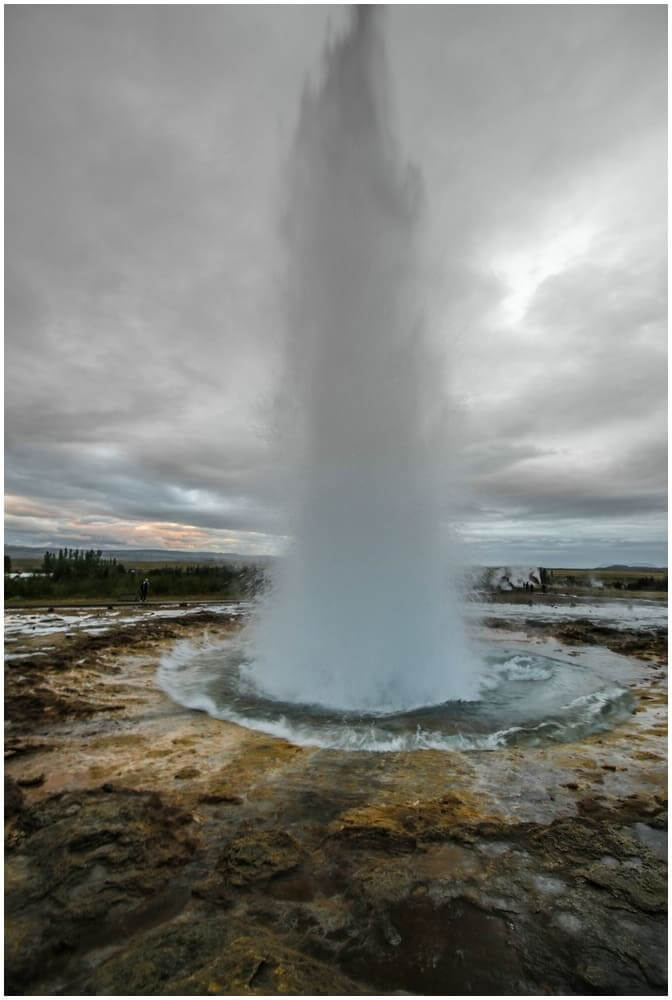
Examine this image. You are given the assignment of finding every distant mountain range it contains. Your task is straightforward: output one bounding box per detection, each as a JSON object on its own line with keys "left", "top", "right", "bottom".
{"left": 4, "top": 545, "right": 275, "bottom": 566}
{"left": 597, "top": 564, "right": 666, "bottom": 571}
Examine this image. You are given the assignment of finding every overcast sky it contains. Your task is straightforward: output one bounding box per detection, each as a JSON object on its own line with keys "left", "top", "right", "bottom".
{"left": 5, "top": 5, "right": 667, "bottom": 567}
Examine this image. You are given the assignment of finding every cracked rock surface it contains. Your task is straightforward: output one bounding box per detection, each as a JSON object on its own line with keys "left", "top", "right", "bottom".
{"left": 4, "top": 606, "right": 667, "bottom": 995}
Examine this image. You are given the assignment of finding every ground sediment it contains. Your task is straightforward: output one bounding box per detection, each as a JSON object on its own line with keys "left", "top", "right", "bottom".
{"left": 4, "top": 605, "right": 668, "bottom": 995}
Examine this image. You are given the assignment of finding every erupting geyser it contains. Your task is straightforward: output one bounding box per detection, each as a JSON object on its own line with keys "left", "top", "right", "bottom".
{"left": 156, "top": 8, "right": 637, "bottom": 749}
{"left": 243, "top": 7, "right": 477, "bottom": 712}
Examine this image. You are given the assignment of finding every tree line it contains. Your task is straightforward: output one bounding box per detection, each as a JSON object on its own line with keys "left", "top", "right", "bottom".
{"left": 4, "top": 549, "right": 264, "bottom": 601}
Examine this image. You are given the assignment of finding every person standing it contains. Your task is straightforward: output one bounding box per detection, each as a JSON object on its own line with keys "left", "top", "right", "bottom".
{"left": 140, "top": 577, "right": 149, "bottom": 602}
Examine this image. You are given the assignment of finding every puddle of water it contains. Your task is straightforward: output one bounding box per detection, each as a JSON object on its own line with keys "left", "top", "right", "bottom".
{"left": 631, "top": 824, "right": 667, "bottom": 861}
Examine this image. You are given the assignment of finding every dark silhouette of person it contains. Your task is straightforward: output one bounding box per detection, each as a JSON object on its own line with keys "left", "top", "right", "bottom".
{"left": 140, "top": 578, "right": 149, "bottom": 602}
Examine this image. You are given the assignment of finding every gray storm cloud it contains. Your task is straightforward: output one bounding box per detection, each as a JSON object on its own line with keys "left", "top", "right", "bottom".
{"left": 5, "top": 5, "right": 667, "bottom": 565}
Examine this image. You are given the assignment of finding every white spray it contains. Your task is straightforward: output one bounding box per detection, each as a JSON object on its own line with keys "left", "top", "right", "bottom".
{"left": 244, "top": 8, "right": 477, "bottom": 712}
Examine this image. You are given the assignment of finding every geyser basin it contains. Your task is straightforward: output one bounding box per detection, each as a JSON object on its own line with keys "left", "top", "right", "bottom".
{"left": 156, "top": 637, "right": 635, "bottom": 752}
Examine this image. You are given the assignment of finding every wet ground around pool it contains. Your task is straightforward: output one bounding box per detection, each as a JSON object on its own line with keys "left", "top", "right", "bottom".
{"left": 4, "top": 600, "right": 667, "bottom": 995}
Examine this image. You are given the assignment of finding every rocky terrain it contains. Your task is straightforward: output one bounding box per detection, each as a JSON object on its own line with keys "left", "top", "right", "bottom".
{"left": 4, "top": 605, "right": 668, "bottom": 995}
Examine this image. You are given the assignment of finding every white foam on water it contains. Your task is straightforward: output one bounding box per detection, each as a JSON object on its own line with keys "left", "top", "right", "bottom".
{"left": 478, "top": 654, "right": 554, "bottom": 692}
{"left": 155, "top": 637, "right": 635, "bottom": 753}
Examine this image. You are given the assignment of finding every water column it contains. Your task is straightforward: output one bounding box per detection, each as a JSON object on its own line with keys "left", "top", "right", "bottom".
{"left": 246, "top": 8, "right": 476, "bottom": 711}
